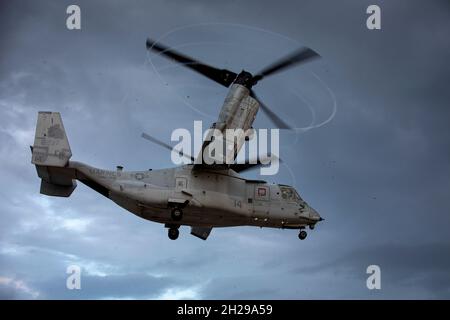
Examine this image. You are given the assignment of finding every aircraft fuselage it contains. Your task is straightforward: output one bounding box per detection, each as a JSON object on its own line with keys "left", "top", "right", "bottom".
{"left": 69, "top": 161, "right": 321, "bottom": 230}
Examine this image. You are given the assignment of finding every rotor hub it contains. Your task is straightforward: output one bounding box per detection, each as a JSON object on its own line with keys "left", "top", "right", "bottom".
{"left": 233, "top": 70, "right": 255, "bottom": 89}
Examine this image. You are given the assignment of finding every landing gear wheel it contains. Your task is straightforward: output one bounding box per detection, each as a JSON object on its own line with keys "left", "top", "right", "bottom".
{"left": 298, "top": 230, "right": 307, "bottom": 240}
{"left": 168, "top": 228, "right": 179, "bottom": 240}
{"left": 309, "top": 224, "right": 315, "bottom": 230}
{"left": 171, "top": 208, "right": 183, "bottom": 221}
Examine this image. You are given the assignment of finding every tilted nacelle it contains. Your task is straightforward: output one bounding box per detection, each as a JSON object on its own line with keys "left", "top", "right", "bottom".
{"left": 202, "top": 83, "right": 259, "bottom": 164}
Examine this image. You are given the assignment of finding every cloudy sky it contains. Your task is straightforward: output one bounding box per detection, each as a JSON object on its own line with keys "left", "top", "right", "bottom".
{"left": 1, "top": 0, "right": 449, "bottom": 299}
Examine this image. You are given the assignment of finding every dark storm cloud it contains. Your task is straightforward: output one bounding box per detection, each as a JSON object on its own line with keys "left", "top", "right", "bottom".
{"left": 1, "top": 269, "right": 179, "bottom": 300}
{"left": 34, "top": 273, "right": 180, "bottom": 300}
{"left": 293, "top": 243, "right": 450, "bottom": 298}
{"left": 1, "top": 0, "right": 449, "bottom": 299}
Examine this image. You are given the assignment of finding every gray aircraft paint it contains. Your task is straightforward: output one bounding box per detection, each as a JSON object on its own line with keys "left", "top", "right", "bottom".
{"left": 31, "top": 110, "right": 321, "bottom": 240}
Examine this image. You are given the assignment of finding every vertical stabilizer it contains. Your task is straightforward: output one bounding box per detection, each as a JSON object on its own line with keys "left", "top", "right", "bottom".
{"left": 31, "top": 112, "right": 76, "bottom": 197}
{"left": 31, "top": 111, "right": 72, "bottom": 167}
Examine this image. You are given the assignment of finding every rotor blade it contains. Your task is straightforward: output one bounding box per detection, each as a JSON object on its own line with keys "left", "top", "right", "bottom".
{"left": 254, "top": 47, "right": 320, "bottom": 82}
{"left": 229, "top": 163, "right": 259, "bottom": 173}
{"left": 251, "top": 91, "right": 293, "bottom": 129}
{"left": 146, "top": 38, "right": 237, "bottom": 87}
{"left": 231, "top": 154, "right": 282, "bottom": 173}
{"left": 141, "top": 132, "right": 195, "bottom": 162}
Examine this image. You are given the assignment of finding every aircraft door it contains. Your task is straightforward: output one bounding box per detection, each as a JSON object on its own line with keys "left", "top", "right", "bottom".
{"left": 253, "top": 185, "right": 270, "bottom": 216}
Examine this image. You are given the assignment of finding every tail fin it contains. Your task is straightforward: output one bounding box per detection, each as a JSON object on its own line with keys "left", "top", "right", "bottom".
{"left": 32, "top": 111, "right": 72, "bottom": 167}
{"left": 31, "top": 112, "right": 76, "bottom": 197}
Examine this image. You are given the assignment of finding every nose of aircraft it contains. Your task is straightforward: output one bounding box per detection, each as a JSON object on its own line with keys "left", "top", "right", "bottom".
{"left": 309, "top": 207, "right": 323, "bottom": 222}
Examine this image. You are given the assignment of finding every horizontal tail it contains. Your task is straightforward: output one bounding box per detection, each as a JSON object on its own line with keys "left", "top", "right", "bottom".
{"left": 31, "top": 112, "right": 76, "bottom": 197}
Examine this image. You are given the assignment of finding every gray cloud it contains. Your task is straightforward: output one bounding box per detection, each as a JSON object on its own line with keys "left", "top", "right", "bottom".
{"left": 1, "top": 0, "right": 449, "bottom": 299}
{"left": 292, "top": 243, "right": 450, "bottom": 299}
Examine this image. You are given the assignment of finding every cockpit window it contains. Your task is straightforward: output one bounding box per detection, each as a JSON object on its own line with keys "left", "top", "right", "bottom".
{"left": 279, "top": 186, "right": 303, "bottom": 202}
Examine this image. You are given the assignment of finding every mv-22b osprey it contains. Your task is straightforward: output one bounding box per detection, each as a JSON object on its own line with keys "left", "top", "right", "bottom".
{"left": 31, "top": 38, "right": 323, "bottom": 241}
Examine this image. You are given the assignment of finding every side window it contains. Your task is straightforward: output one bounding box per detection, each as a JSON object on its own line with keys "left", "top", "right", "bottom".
{"left": 294, "top": 189, "right": 303, "bottom": 201}
{"left": 280, "top": 186, "right": 299, "bottom": 202}
{"left": 255, "top": 186, "right": 269, "bottom": 201}
{"left": 280, "top": 187, "right": 291, "bottom": 200}
{"left": 175, "top": 177, "right": 187, "bottom": 191}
